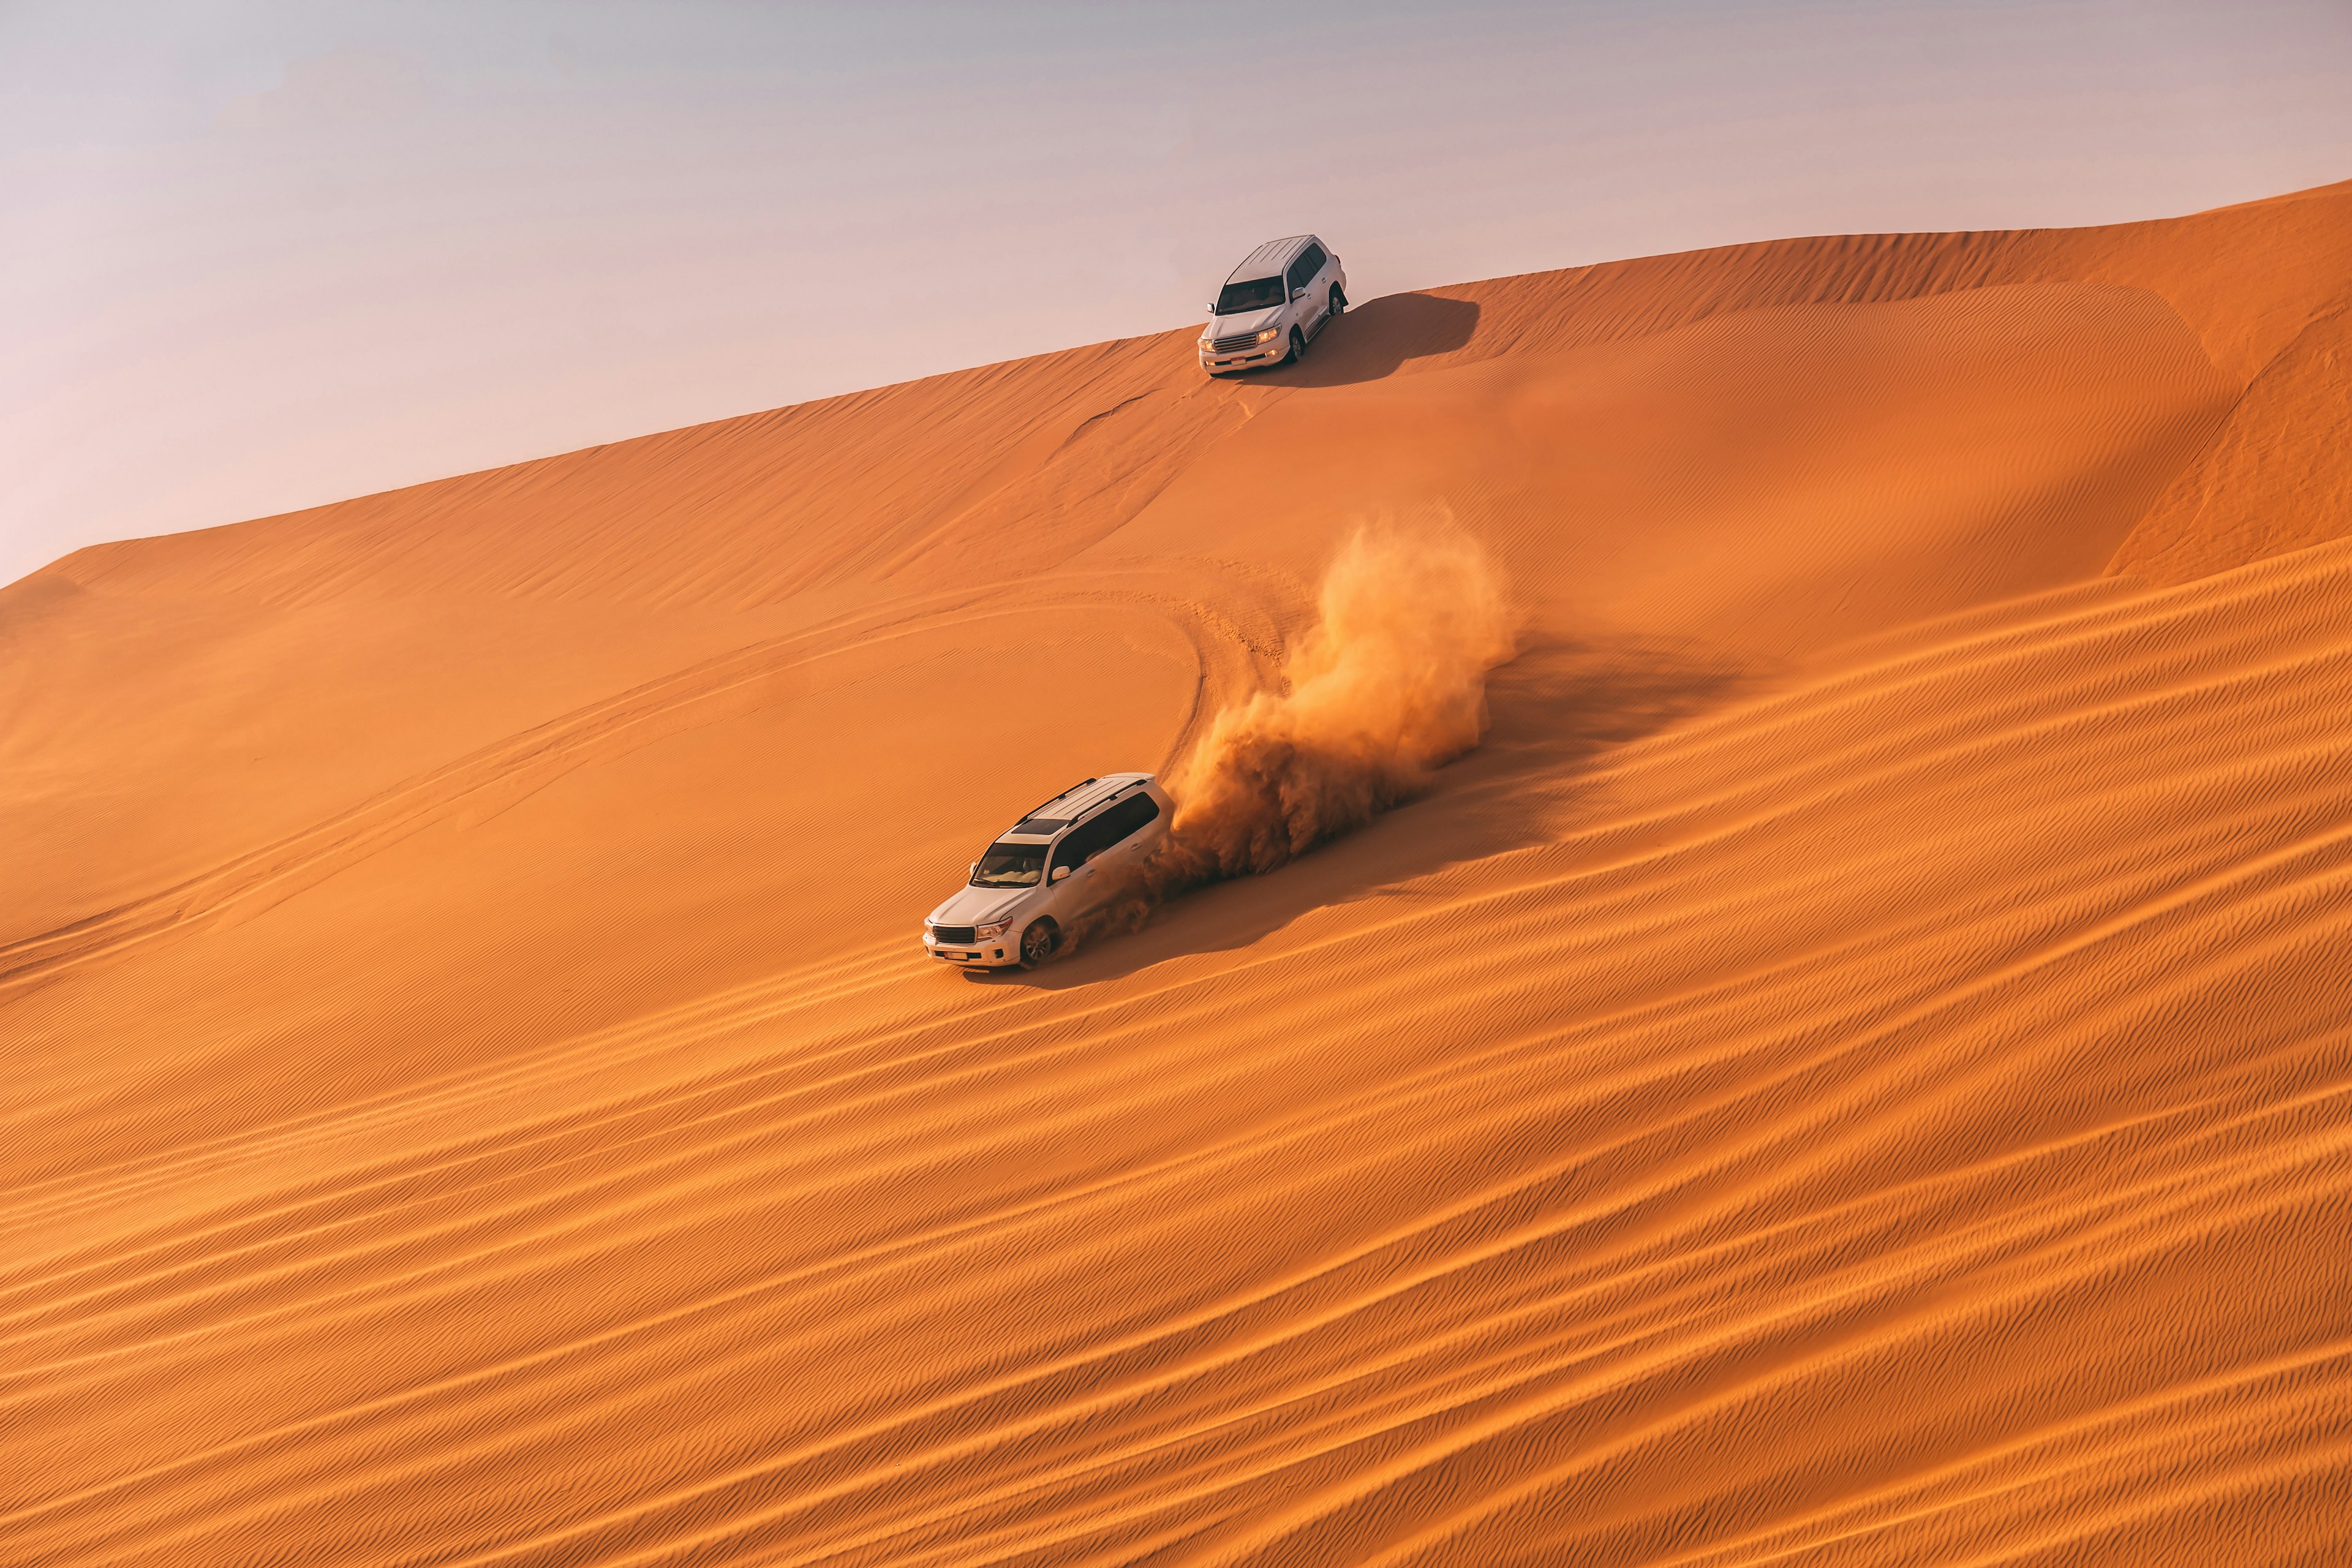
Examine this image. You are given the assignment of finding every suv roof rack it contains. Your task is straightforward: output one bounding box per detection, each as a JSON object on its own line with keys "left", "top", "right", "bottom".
{"left": 1021, "top": 778, "right": 1096, "bottom": 818}
{"left": 1011, "top": 777, "right": 1150, "bottom": 836}
{"left": 1226, "top": 235, "right": 1313, "bottom": 282}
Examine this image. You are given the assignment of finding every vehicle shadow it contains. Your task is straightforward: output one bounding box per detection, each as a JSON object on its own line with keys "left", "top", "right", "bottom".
{"left": 1248, "top": 292, "right": 1482, "bottom": 388}
{"left": 966, "top": 635, "right": 1751, "bottom": 992}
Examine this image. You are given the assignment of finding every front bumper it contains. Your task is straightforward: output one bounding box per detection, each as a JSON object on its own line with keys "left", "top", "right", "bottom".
{"left": 923, "top": 926, "right": 1019, "bottom": 968}
{"left": 1199, "top": 328, "right": 1286, "bottom": 373}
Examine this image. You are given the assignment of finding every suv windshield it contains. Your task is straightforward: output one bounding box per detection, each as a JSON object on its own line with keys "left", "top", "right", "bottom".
{"left": 1215, "top": 276, "right": 1287, "bottom": 315}
{"left": 971, "top": 840, "right": 1049, "bottom": 887}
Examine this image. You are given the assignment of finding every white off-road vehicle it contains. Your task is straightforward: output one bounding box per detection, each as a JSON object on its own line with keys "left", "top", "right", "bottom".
{"left": 1199, "top": 235, "right": 1347, "bottom": 374}
{"left": 923, "top": 774, "right": 1174, "bottom": 970}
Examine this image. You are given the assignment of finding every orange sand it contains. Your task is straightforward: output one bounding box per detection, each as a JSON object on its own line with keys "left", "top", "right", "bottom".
{"left": 6, "top": 180, "right": 2351, "bottom": 1566}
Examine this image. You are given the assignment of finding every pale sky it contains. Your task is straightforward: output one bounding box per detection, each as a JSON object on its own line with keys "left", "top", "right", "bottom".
{"left": 6, "top": 0, "right": 2350, "bottom": 588}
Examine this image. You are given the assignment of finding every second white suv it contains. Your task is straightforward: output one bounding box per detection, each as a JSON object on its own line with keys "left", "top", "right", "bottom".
{"left": 1199, "top": 235, "right": 1347, "bottom": 375}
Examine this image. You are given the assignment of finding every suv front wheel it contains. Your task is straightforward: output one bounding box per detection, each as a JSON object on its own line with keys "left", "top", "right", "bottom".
{"left": 1284, "top": 325, "right": 1307, "bottom": 365}
{"left": 1019, "top": 918, "right": 1060, "bottom": 969}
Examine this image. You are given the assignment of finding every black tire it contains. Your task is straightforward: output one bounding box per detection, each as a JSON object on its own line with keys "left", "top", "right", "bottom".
{"left": 1018, "top": 918, "right": 1060, "bottom": 970}
{"left": 1285, "top": 325, "right": 1306, "bottom": 365}
{"left": 1329, "top": 284, "right": 1346, "bottom": 316}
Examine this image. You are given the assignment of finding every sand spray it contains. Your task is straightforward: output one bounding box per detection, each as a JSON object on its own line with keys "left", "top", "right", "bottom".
{"left": 1076, "top": 523, "right": 1517, "bottom": 944}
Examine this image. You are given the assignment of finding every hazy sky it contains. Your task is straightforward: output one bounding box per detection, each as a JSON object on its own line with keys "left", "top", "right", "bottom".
{"left": 6, "top": 1, "right": 2350, "bottom": 587}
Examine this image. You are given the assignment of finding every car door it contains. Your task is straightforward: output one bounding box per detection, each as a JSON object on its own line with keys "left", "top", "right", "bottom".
{"left": 1077, "top": 794, "right": 1162, "bottom": 904}
{"left": 1290, "top": 243, "right": 1329, "bottom": 334}
{"left": 1055, "top": 794, "right": 1161, "bottom": 914}
{"left": 1046, "top": 811, "right": 1114, "bottom": 911}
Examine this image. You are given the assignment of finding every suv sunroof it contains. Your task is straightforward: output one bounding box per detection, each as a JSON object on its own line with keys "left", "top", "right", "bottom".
{"left": 1010, "top": 818, "right": 1068, "bottom": 836}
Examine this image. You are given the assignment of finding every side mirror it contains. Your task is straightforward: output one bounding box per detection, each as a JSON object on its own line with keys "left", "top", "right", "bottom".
{"left": 1291, "top": 287, "right": 1306, "bottom": 301}
{"left": 1050, "top": 865, "right": 1071, "bottom": 883}
{"left": 969, "top": 862, "right": 979, "bottom": 876}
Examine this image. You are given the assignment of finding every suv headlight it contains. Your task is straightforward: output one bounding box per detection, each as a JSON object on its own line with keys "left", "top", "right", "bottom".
{"left": 1255, "top": 326, "right": 1280, "bottom": 344}
{"left": 974, "top": 918, "right": 1013, "bottom": 940}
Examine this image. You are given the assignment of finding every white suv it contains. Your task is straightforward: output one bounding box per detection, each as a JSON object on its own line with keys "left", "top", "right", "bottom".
{"left": 923, "top": 774, "right": 1174, "bottom": 969}
{"left": 1199, "top": 235, "right": 1347, "bottom": 375}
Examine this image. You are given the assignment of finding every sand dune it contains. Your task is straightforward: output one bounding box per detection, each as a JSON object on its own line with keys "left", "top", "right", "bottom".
{"left": 6, "top": 179, "right": 2351, "bottom": 1566}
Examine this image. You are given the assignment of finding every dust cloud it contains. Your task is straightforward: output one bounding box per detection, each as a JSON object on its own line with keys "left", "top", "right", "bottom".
{"left": 1081, "top": 526, "right": 1517, "bottom": 942}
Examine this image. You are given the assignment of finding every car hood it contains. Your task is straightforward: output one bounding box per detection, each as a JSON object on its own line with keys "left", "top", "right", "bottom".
{"left": 1206, "top": 306, "right": 1283, "bottom": 339}
{"left": 926, "top": 885, "right": 1033, "bottom": 927}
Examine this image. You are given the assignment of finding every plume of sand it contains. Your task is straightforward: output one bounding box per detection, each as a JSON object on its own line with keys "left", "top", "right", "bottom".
{"left": 1079, "top": 526, "right": 1517, "bottom": 943}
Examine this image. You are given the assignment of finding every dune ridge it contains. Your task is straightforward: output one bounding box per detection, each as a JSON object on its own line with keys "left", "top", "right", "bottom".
{"left": 6, "top": 179, "right": 2352, "bottom": 1566}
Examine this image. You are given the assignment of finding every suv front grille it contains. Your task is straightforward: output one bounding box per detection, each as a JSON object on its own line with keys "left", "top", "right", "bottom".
{"left": 930, "top": 925, "right": 977, "bottom": 944}
{"left": 1212, "top": 331, "right": 1273, "bottom": 353}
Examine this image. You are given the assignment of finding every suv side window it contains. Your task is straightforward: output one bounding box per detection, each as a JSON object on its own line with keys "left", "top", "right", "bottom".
{"left": 1050, "top": 794, "right": 1160, "bottom": 873}
{"left": 1097, "top": 793, "right": 1160, "bottom": 846}
{"left": 1051, "top": 815, "right": 1111, "bottom": 873}
{"left": 1289, "top": 244, "right": 1325, "bottom": 290}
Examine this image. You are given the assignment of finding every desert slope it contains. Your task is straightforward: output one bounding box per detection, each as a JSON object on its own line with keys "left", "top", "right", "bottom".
{"left": 4, "top": 179, "right": 2351, "bottom": 1566}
